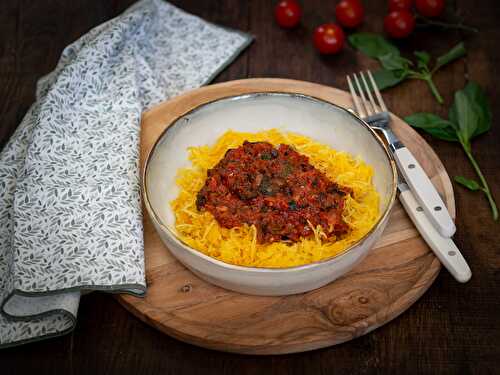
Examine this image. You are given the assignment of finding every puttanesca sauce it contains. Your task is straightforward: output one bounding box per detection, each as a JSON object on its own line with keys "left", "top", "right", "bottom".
{"left": 196, "top": 141, "right": 351, "bottom": 244}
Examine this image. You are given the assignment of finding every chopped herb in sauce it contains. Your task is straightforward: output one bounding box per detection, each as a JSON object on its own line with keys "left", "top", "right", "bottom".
{"left": 196, "top": 141, "right": 351, "bottom": 244}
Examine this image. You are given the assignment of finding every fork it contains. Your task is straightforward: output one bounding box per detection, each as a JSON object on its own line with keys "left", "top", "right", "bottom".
{"left": 347, "top": 71, "right": 456, "bottom": 238}
{"left": 347, "top": 70, "right": 471, "bottom": 283}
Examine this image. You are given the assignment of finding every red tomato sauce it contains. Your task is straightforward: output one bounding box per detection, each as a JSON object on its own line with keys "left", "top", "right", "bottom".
{"left": 196, "top": 141, "right": 351, "bottom": 244}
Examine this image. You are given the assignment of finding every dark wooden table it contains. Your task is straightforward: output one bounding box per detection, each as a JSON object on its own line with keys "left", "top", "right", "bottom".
{"left": 1, "top": 1, "right": 499, "bottom": 374}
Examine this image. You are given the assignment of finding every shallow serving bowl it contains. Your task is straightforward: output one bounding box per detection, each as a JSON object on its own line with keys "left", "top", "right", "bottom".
{"left": 143, "top": 93, "right": 397, "bottom": 296}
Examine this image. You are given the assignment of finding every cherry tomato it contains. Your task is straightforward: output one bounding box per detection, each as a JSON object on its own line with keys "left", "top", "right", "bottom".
{"left": 313, "top": 23, "right": 345, "bottom": 54}
{"left": 335, "top": 0, "right": 365, "bottom": 29}
{"left": 415, "top": 0, "right": 445, "bottom": 18}
{"left": 384, "top": 10, "right": 415, "bottom": 38}
{"left": 388, "top": 0, "right": 413, "bottom": 11}
{"left": 274, "top": 0, "right": 302, "bottom": 28}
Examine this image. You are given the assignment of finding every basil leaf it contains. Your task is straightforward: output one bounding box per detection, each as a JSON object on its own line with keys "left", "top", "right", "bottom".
{"left": 404, "top": 113, "right": 459, "bottom": 142}
{"left": 453, "top": 90, "right": 479, "bottom": 144}
{"left": 463, "top": 82, "right": 491, "bottom": 137}
{"left": 454, "top": 176, "right": 482, "bottom": 191}
{"left": 434, "top": 42, "right": 466, "bottom": 71}
{"left": 349, "top": 33, "right": 400, "bottom": 59}
{"left": 371, "top": 68, "right": 407, "bottom": 90}
{"left": 414, "top": 51, "right": 430, "bottom": 70}
{"left": 449, "top": 81, "right": 491, "bottom": 139}
{"left": 379, "top": 53, "right": 412, "bottom": 71}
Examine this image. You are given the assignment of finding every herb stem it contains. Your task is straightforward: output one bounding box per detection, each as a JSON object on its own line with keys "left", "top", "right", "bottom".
{"left": 417, "top": 17, "right": 479, "bottom": 33}
{"left": 462, "top": 143, "right": 498, "bottom": 220}
{"left": 425, "top": 77, "right": 444, "bottom": 104}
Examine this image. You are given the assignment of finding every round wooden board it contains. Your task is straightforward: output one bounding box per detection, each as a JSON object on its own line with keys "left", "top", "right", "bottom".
{"left": 116, "top": 79, "right": 455, "bottom": 355}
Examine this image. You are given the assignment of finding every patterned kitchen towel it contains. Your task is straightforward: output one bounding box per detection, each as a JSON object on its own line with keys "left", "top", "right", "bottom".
{"left": 0, "top": 0, "right": 252, "bottom": 348}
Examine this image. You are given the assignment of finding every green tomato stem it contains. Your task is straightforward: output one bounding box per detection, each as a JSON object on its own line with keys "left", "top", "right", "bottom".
{"left": 461, "top": 142, "right": 499, "bottom": 221}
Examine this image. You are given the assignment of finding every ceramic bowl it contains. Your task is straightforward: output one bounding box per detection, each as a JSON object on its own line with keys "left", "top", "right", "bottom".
{"left": 143, "top": 93, "right": 397, "bottom": 296}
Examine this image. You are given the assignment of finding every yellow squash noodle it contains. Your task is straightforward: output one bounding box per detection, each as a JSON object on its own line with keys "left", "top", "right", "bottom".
{"left": 170, "top": 129, "right": 380, "bottom": 268}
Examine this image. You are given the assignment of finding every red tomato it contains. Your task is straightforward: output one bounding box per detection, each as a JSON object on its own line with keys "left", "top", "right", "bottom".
{"left": 384, "top": 10, "right": 415, "bottom": 38}
{"left": 415, "top": 0, "right": 445, "bottom": 17}
{"left": 388, "top": 0, "right": 413, "bottom": 11}
{"left": 313, "top": 23, "right": 345, "bottom": 54}
{"left": 335, "top": 0, "right": 365, "bottom": 28}
{"left": 274, "top": 0, "right": 302, "bottom": 28}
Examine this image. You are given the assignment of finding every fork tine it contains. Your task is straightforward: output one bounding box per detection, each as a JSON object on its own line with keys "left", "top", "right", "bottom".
{"left": 347, "top": 75, "right": 365, "bottom": 118}
{"left": 352, "top": 73, "right": 373, "bottom": 116}
{"left": 360, "top": 71, "right": 378, "bottom": 114}
{"left": 367, "top": 70, "right": 388, "bottom": 112}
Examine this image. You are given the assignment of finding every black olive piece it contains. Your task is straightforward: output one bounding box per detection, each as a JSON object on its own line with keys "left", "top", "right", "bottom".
{"left": 223, "top": 148, "right": 234, "bottom": 158}
{"left": 259, "top": 175, "right": 276, "bottom": 196}
{"left": 271, "top": 149, "right": 278, "bottom": 158}
{"left": 288, "top": 200, "right": 298, "bottom": 211}
{"left": 327, "top": 184, "right": 347, "bottom": 196}
{"left": 195, "top": 193, "right": 207, "bottom": 210}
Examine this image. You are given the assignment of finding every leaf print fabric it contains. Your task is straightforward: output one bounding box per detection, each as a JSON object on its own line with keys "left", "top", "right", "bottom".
{"left": 0, "top": 0, "right": 252, "bottom": 348}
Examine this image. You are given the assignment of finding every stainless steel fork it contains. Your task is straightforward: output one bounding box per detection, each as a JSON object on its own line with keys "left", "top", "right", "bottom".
{"left": 347, "top": 70, "right": 471, "bottom": 283}
{"left": 347, "top": 70, "right": 456, "bottom": 238}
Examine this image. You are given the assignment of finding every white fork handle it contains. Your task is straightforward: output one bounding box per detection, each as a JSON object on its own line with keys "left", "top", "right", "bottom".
{"left": 394, "top": 147, "right": 456, "bottom": 237}
{"left": 399, "top": 189, "right": 471, "bottom": 283}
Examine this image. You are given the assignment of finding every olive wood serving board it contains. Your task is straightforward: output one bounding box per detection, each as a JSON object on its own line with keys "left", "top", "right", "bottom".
{"left": 116, "top": 79, "right": 454, "bottom": 355}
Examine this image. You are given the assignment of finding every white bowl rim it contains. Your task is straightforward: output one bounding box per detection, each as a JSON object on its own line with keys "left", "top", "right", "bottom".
{"left": 143, "top": 91, "right": 398, "bottom": 273}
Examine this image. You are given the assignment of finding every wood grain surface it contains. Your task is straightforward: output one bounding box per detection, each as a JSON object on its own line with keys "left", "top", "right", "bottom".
{"left": 115, "top": 78, "right": 454, "bottom": 354}
{"left": 1, "top": 0, "right": 499, "bottom": 374}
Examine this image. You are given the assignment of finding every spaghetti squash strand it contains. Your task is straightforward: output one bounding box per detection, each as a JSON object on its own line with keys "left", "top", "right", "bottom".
{"left": 171, "top": 129, "right": 379, "bottom": 268}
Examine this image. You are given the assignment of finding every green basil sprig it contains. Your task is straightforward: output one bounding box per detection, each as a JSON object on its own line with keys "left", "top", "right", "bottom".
{"left": 405, "top": 82, "right": 498, "bottom": 221}
{"left": 349, "top": 33, "right": 466, "bottom": 104}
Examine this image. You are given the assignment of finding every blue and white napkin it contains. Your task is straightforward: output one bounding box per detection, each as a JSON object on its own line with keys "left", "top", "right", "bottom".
{"left": 0, "top": 0, "right": 252, "bottom": 347}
